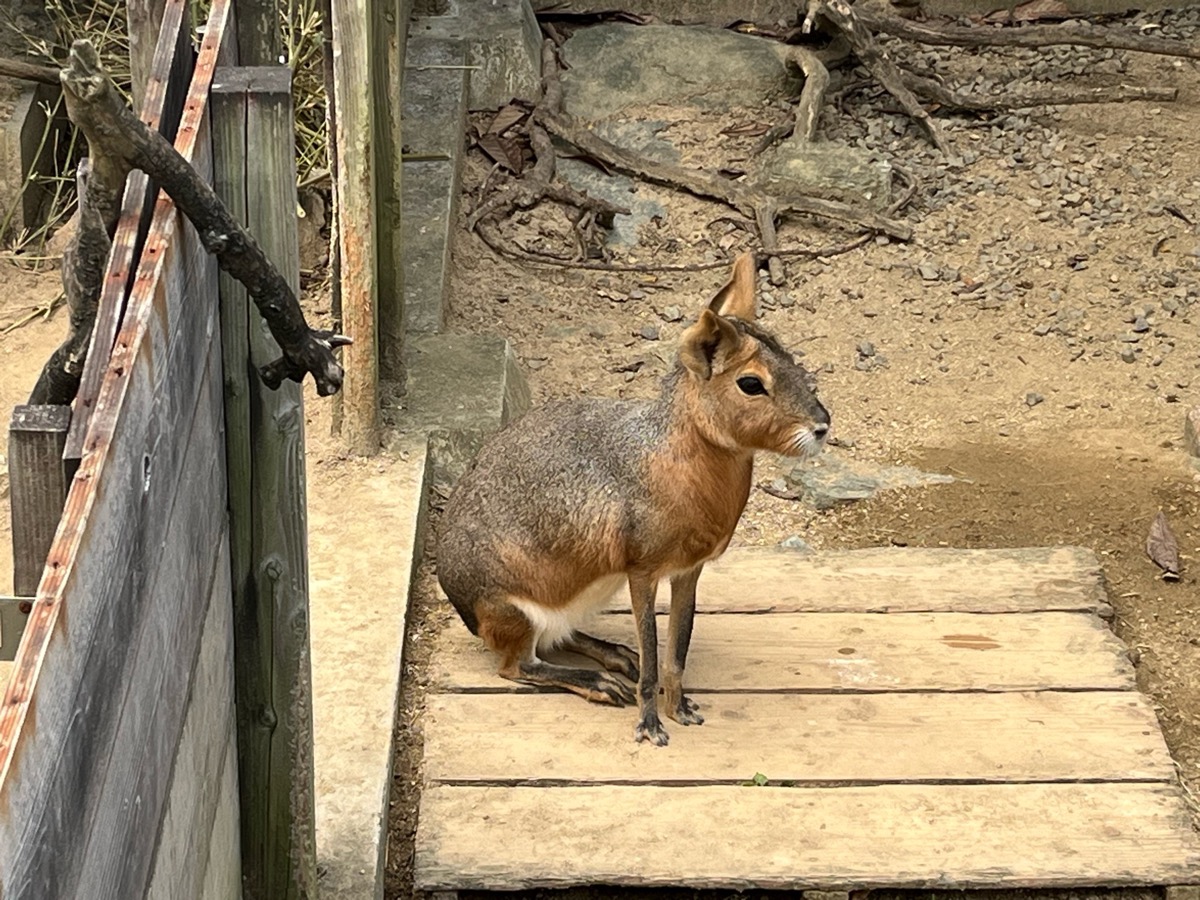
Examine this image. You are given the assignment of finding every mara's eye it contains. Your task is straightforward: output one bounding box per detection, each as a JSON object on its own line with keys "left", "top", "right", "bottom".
{"left": 737, "top": 375, "right": 768, "bottom": 396}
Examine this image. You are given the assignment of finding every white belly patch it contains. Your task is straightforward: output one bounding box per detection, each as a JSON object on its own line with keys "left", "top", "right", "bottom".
{"left": 510, "top": 574, "right": 626, "bottom": 655}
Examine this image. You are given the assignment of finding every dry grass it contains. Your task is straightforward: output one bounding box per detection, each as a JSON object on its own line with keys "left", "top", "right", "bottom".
{"left": 1, "top": 0, "right": 328, "bottom": 258}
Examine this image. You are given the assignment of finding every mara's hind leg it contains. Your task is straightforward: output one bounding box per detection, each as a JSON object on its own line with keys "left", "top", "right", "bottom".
{"left": 560, "top": 632, "right": 639, "bottom": 683}
{"left": 476, "top": 599, "right": 636, "bottom": 706}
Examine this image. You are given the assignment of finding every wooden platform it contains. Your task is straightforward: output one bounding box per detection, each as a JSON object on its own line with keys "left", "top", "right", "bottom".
{"left": 414, "top": 547, "right": 1200, "bottom": 893}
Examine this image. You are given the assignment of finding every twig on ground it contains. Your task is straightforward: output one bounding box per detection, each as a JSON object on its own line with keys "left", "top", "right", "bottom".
{"left": 902, "top": 73, "right": 1177, "bottom": 110}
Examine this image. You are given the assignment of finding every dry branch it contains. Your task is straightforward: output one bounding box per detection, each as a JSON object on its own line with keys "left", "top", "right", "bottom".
{"left": 754, "top": 45, "right": 830, "bottom": 155}
{"left": 29, "top": 160, "right": 122, "bottom": 404}
{"left": 0, "top": 56, "right": 60, "bottom": 85}
{"left": 857, "top": 3, "right": 1200, "bottom": 60}
{"left": 903, "top": 73, "right": 1177, "bottom": 110}
{"left": 57, "top": 40, "right": 347, "bottom": 397}
{"left": 820, "top": 0, "right": 950, "bottom": 154}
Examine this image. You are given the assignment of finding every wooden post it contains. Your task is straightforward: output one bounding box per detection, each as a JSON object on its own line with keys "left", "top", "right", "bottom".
{"left": 374, "top": 0, "right": 406, "bottom": 383}
{"left": 235, "top": 0, "right": 283, "bottom": 66}
{"left": 7, "top": 406, "right": 71, "bottom": 597}
{"left": 330, "top": 0, "right": 380, "bottom": 454}
{"left": 126, "top": 0, "right": 168, "bottom": 111}
{"left": 212, "top": 66, "right": 318, "bottom": 900}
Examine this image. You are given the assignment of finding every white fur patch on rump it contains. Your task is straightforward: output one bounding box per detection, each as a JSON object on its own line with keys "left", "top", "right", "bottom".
{"left": 509, "top": 573, "right": 626, "bottom": 655}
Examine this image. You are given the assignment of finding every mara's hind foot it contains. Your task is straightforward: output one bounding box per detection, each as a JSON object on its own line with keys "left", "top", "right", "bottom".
{"left": 504, "top": 659, "right": 636, "bottom": 706}
{"left": 634, "top": 711, "right": 670, "bottom": 746}
{"left": 560, "top": 631, "right": 640, "bottom": 682}
{"left": 666, "top": 695, "right": 704, "bottom": 726}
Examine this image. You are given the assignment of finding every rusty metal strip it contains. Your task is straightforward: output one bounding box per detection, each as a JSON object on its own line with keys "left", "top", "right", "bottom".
{"left": 0, "top": 0, "right": 234, "bottom": 787}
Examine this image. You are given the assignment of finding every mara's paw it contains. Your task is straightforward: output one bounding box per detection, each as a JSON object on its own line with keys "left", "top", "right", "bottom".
{"left": 634, "top": 714, "right": 670, "bottom": 746}
{"left": 667, "top": 695, "right": 704, "bottom": 726}
{"left": 586, "top": 672, "right": 636, "bottom": 707}
{"left": 608, "top": 644, "right": 640, "bottom": 683}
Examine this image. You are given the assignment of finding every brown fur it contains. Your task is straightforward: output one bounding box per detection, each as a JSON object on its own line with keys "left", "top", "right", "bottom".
{"left": 437, "top": 252, "right": 829, "bottom": 744}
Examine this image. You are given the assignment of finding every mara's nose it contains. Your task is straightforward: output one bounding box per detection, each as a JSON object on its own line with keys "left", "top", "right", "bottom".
{"left": 812, "top": 423, "right": 829, "bottom": 440}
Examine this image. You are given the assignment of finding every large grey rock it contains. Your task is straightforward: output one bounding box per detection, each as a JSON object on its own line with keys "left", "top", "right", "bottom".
{"left": 557, "top": 159, "right": 666, "bottom": 248}
{"left": 756, "top": 143, "right": 894, "bottom": 211}
{"left": 789, "top": 452, "right": 956, "bottom": 510}
{"left": 561, "top": 24, "right": 801, "bottom": 120}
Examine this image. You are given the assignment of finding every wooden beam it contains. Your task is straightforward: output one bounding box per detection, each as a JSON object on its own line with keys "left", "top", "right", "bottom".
{"left": 7, "top": 405, "right": 71, "bottom": 598}
{"left": 330, "top": 0, "right": 380, "bottom": 454}
{"left": 126, "top": 0, "right": 168, "bottom": 110}
{"left": 375, "top": 0, "right": 407, "bottom": 382}
{"left": 212, "top": 64, "right": 318, "bottom": 900}
{"left": 235, "top": 0, "right": 282, "bottom": 66}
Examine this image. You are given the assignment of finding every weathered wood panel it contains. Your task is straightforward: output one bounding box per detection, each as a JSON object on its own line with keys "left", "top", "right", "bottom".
{"left": 6, "top": 405, "right": 70, "bottom": 599}
{"left": 64, "top": 0, "right": 193, "bottom": 461}
{"left": 663, "top": 545, "right": 1111, "bottom": 614}
{"left": 145, "top": 536, "right": 237, "bottom": 900}
{"left": 416, "top": 782, "right": 1200, "bottom": 891}
{"left": 200, "top": 735, "right": 243, "bottom": 900}
{"left": 432, "top": 610, "right": 1135, "bottom": 693}
{"left": 212, "top": 63, "right": 317, "bottom": 900}
{"left": 423, "top": 691, "right": 1175, "bottom": 785}
{"left": 0, "top": 5, "right": 238, "bottom": 898}
{"left": 330, "top": 0, "right": 380, "bottom": 451}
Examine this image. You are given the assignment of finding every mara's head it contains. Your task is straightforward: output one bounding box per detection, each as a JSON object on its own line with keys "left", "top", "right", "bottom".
{"left": 676, "top": 252, "right": 829, "bottom": 458}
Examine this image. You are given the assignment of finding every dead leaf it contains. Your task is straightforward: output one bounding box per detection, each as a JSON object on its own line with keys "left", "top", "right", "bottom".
{"left": 720, "top": 121, "right": 770, "bottom": 137}
{"left": 1146, "top": 511, "right": 1181, "bottom": 581}
{"left": 478, "top": 133, "right": 527, "bottom": 174}
{"left": 759, "top": 480, "right": 805, "bottom": 501}
{"left": 487, "top": 103, "right": 528, "bottom": 136}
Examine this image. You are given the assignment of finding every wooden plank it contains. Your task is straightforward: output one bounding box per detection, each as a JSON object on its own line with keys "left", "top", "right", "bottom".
{"left": 0, "top": 5, "right": 232, "bottom": 897}
{"left": 7, "top": 405, "right": 70, "bottom": 598}
{"left": 127, "top": 0, "right": 169, "bottom": 111}
{"left": 211, "top": 64, "right": 318, "bottom": 900}
{"left": 630, "top": 546, "right": 1110, "bottom": 615}
{"left": 65, "top": 0, "right": 193, "bottom": 460}
{"left": 432, "top": 611, "right": 1135, "bottom": 694}
{"left": 423, "top": 691, "right": 1176, "bottom": 785}
{"left": 200, "top": 736, "right": 244, "bottom": 900}
{"left": 375, "top": 0, "right": 406, "bottom": 381}
{"left": 234, "top": 0, "right": 282, "bottom": 65}
{"left": 330, "top": 0, "right": 380, "bottom": 452}
{"left": 415, "top": 782, "right": 1200, "bottom": 891}
{"left": 145, "top": 536, "right": 236, "bottom": 900}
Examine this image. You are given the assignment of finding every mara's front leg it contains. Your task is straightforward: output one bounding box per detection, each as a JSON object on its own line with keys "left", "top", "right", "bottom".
{"left": 663, "top": 564, "right": 704, "bottom": 726}
{"left": 628, "top": 572, "right": 669, "bottom": 746}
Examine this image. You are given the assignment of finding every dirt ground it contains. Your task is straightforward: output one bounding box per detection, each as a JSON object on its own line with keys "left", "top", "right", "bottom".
{"left": 384, "top": 15, "right": 1200, "bottom": 900}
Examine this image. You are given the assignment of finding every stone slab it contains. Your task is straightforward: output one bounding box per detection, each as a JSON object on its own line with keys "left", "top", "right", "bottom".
{"left": 410, "top": 0, "right": 542, "bottom": 110}
{"left": 310, "top": 440, "right": 430, "bottom": 900}
{"left": 788, "top": 451, "right": 956, "bottom": 509}
{"left": 402, "top": 36, "right": 469, "bottom": 159}
{"left": 402, "top": 159, "right": 457, "bottom": 333}
{"left": 401, "top": 332, "right": 531, "bottom": 481}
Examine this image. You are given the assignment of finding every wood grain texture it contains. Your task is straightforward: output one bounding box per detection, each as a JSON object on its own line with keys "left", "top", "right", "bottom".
{"left": 0, "top": 6, "right": 235, "bottom": 898}
{"left": 432, "top": 610, "right": 1135, "bottom": 693}
{"left": 127, "top": 0, "right": 169, "bottom": 110}
{"left": 65, "top": 0, "right": 193, "bottom": 460}
{"left": 606, "top": 546, "right": 1109, "bottom": 615}
{"left": 6, "top": 405, "right": 70, "bottom": 598}
{"left": 211, "top": 64, "right": 318, "bottom": 900}
{"left": 200, "top": 736, "right": 244, "bottom": 900}
{"left": 330, "top": 0, "right": 380, "bottom": 452}
{"left": 423, "top": 691, "right": 1175, "bottom": 785}
{"left": 416, "top": 783, "right": 1200, "bottom": 891}
{"left": 145, "top": 536, "right": 237, "bottom": 900}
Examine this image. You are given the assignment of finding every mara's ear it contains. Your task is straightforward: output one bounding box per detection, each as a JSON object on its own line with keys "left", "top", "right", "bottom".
{"left": 707, "top": 251, "right": 757, "bottom": 321}
{"left": 679, "top": 309, "right": 741, "bottom": 379}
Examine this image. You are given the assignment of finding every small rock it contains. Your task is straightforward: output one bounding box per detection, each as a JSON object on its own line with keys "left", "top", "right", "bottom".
{"left": 1184, "top": 407, "right": 1200, "bottom": 457}
{"left": 639, "top": 324, "right": 660, "bottom": 341}
{"left": 1025, "top": 392, "right": 1044, "bottom": 407}
{"left": 659, "top": 305, "right": 683, "bottom": 322}
{"left": 1132, "top": 315, "right": 1151, "bottom": 333}
{"left": 918, "top": 263, "right": 940, "bottom": 281}
{"left": 779, "top": 536, "right": 813, "bottom": 552}
{"left": 1033, "top": 323, "right": 1051, "bottom": 336}
{"left": 858, "top": 341, "right": 876, "bottom": 357}
{"left": 628, "top": 289, "right": 647, "bottom": 301}
{"left": 1120, "top": 346, "right": 1138, "bottom": 363}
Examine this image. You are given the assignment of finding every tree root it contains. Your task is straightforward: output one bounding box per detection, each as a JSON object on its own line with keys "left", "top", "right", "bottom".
{"left": 754, "top": 46, "right": 830, "bottom": 155}
{"left": 903, "top": 73, "right": 1177, "bottom": 110}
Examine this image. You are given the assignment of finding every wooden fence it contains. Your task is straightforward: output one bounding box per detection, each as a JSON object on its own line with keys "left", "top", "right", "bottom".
{"left": 0, "top": 1, "right": 315, "bottom": 896}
